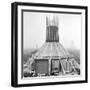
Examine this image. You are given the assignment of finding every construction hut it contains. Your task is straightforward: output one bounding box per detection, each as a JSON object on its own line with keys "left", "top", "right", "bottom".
{"left": 25, "top": 16, "right": 80, "bottom": 77}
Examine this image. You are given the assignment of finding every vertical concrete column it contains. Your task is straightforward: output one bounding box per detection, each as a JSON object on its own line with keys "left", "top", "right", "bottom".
{"left": 50, "top": 29, "right": 51, "bottom": 41}
{"left": 48, "top": 27, "right": 49, "bottom": 41}
{"left": 52, "top": 30, "right": 53, "bottom": 41}
{"left": 49, "top": 27, "right": 50, "bottom": 41}
{"left": 48, "top": 58, "right": 51, "bottom": 76}
{"left": 52, "top": 29, "right": 53, "bottom": 41}
{"left": 51, "top": 29, "right": 52, "bottom": 41}
{"left": 46, "top": 28, "right": 47, "bottom": 41}
{"left": 54, "top": 29, "right": 56, "bottom": 41}
{"left": 46, "top": 26, "right": 49, "bottom": 42}
{"left": 66, "top": 58, "right": 70, "bottom": 72}
{"left": 56, "top": 29, "right": 58, "bottom": 41}
{"left": 53, "top": 29, "right": 55, "bottom": 41}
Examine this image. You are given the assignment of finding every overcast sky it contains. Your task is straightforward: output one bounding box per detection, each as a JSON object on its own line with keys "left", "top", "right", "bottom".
{"left": 23, "top": 12, "right": 81, "bottom": 50}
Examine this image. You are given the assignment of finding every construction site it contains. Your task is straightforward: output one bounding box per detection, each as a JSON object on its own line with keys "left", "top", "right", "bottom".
{"left": 23, "top": 16, "right": 80, "bottom": 77}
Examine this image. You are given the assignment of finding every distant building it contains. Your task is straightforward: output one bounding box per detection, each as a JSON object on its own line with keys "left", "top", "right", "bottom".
{"left": 24, "top": 16, "right": 80, "bottom": 77}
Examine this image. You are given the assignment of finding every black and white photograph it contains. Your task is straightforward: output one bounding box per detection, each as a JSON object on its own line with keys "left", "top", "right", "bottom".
{"left": 22, "top": 13, "right": 81, "bottom": 78}
{"left": 11, "top": 2, "right": 88, "bottom": 87}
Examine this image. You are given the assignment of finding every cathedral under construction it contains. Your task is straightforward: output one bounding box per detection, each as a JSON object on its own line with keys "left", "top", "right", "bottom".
{"left": 23, "top": 16, "right": 80, "bottom": 77}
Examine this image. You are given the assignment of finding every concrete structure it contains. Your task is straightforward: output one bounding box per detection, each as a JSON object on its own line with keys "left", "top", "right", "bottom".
{"left": 24, "top": 16, "right": 80, "bottom": 77}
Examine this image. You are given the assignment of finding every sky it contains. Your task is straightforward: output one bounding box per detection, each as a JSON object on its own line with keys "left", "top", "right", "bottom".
{"left": 23, "top": 12, "right": 81, "bottom": 50}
